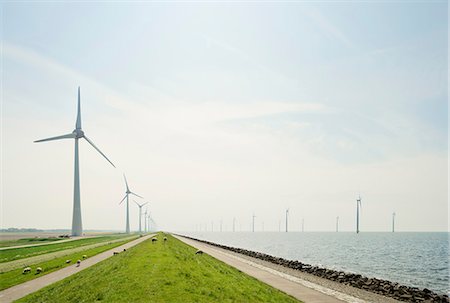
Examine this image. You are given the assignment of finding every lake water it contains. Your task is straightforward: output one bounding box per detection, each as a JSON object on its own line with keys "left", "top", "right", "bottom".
{"left": 181, "top": 232, "right": 449, "bottom": 294}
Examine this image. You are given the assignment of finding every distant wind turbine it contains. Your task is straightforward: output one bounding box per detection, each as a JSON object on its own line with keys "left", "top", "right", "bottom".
{"left": 144, "top": 208, "right": 148, "bottom": 233}
{"left": 233, "top": 217, "right": 236, "bottom": 232}
{"left": 285, "top": 209, "right": 289, "bottom": 232}
{"left": 133, "top": 200, "right": 148, "bottom": 234}
{"left": 356, "top": 195, "right": 362, "bottom": 233}
{"left": 34, "top": 87, "right": 115, "bottom": 236}
{"left": 392, "top": 212, "right": 396, "bottom": 232}
{"left": 336, "top": 216, "right": 339, "bottom": 232}
{"left": 252, "top": 213, "right": 256, "bottom": 232}
{"left": 119, "top": 174, "right": 143, "bottom": 233}
{"left": 302, "top": 218, "right": 305, "bottom": 232}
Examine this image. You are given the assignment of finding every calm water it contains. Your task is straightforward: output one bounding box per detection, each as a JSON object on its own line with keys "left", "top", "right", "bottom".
{"left": 182, "top": 232, "right": 449, "bottom": 294}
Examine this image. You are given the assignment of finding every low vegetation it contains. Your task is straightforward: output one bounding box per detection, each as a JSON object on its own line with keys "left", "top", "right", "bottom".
{"left": 0, "top": 238, "right": 64, "bottom": 248}
{"left": 0, "top": 237, "right": 137, "bottom": 290}
{"left": 17, "top": 233, "right": 300, "bottom": 303}
{"left": 0, "top": 234, "right": 129, "bottom": 263}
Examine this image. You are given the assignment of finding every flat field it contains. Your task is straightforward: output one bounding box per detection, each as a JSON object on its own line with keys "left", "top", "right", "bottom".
{"left": 0, "top": 234, "right": 130, "bottom": 263}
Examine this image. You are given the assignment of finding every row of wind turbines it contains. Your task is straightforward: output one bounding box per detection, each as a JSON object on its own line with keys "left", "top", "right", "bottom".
{"left": 196, "top": 196, "right": 397, "bottom": 233}
{"left": 34, "top": 87, "right": 154, "bottom": 236}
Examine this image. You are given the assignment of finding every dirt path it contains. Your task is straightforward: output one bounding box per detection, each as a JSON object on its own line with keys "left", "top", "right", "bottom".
{"left": 0, "top": 236, "right": 137, "bottom": 273}
{"left": 174, "top": 235, "right": 386, "bottom": 303}
{"left": 0, "top": 234, "right": 154, "bottom": 303}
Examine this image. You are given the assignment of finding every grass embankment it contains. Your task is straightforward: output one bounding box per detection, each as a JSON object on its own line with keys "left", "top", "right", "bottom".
{"left": 0, "top": 235, "right": 129, "bottom": 263}
{"left": 17, "top": 233, "right": 300, "bottom": 303}
{"left": 0, "top": 238, "right": 64, "bottom": 248}
{"left": 0, "top": 236, "right": 139, "bottom": 291}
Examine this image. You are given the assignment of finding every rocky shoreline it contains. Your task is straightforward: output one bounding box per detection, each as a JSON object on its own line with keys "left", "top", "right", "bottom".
{"left": 179, "top": 235, "right": 449, "bottom": 303}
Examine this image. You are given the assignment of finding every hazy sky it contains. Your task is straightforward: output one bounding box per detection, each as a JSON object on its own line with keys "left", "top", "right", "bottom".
{"left": 2, "top": 2, "right": 448, "bottom": 232}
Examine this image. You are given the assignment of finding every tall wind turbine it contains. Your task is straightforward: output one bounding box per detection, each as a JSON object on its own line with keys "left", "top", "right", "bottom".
{"left": 144, "top": 208, "right": 148, "bottom": 233}
{"left": 356, "top": 195, "right": 362, "bottom": 233}
{"left": 133, "top": 200, "right": 148, "bottom": 233}
{"left": 285, "top": 209, "right": 289, "bottom": 232}
{"left": 252, "top": 213, "right": 256, "bottom": 232}
{"left": 119, "top": 174, "right": 143, "bottom": 233}
{"left": 336, "top": 216, "right": 339, "bottom": 232}
{"left": 392, "top": 212, "right": 396, "bottom": 233}
{"left": 35, "top": 87, "right": 115, "bottom": 236}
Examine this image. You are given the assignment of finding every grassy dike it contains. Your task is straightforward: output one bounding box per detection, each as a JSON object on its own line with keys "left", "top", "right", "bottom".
{"left": 16, "top": 233, "right": 301, "bottom": 303}
{"left": 1, "top": 237, "right": 138, "bottom": 290}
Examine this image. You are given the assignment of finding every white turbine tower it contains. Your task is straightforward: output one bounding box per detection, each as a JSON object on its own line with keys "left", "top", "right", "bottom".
{"left": 35, "top": 87, "right": 115, "bottom": 236}
{"left": 144, "top": 208, "right": 148, "bottom": 233}
{"left": 119, "top": 174, "right": 143, "bottom": 233}
{"left": 134, "top": 200, "right": 148, "bottom": 234}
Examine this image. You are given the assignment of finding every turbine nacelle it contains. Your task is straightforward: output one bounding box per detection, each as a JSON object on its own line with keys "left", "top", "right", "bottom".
{"left": 73, "top": 129, "right": 85, "bottom": 139}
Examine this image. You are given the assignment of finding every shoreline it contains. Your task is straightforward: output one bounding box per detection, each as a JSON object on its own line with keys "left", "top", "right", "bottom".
{"left": 177, "top": 234, "right": 449, "bottom": 303}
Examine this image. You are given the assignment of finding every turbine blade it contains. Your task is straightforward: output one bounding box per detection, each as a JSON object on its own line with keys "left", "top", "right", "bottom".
{"left": 76, "top": 86, "right": 82, "bottom": 129}
{"left": 119, "top": 194, "right": 127, "bottom": 205}
{"left": 123, "top": 174, "right": 129, "bottom": 191}
{"left": 130, "top": 192, "right": 143, "bottom": 199}
{"left": 83, "top": 136, "right": 115, "bottom": 168}
{"left": 133, "top": 200, "right": 141, "bottom": 207}
{"left": 142, "top": 202, "right": 149, "bottom": 207}
{"left": 34, "top": 133, "right": 75, "bottom": 143}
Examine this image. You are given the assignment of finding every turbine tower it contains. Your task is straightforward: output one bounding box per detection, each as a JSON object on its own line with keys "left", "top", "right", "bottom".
{"left": 302, "top": 218, "right": 305, "bottom": 232}
{"left": 134, "top": 200, "right": 148, "bottom": 233}
{"left": 285, "top": 209, "right": 289, "bottom": 232}
{"left": 35, "top": 87, "right": 115, "bottom": 236}
{"left": 392, "top": 212, "right": 396, "bottom": 232}
{"left": 252, "top": 213, "right": 256, "bottom": 232}
{"left": 356, "top": 195, "right": 362, "bottom": 234}
{"left": 119, "top": 174, "right": 143, "bottom": 233}
{"left": 144, "top": 208, "right": 148, "bottom": 233}
{"left": 336, "top": 216, "right": 339, "bottom": 232}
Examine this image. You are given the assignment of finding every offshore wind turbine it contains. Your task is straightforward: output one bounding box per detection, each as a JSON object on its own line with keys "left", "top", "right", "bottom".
{"left": 34, "top": 87, "right": 115, "bottom": 236}
{"left": 252, "top": 213, "right": 256, "bottom": 232}
{"left": 336, "top": 216, "right": 339, "bottom": 232}
{"left": 392, "top": 212, "right": 396, "bottom": 232}
{"left": 133, "top": 200, "right": 148, "bottom": 233}
{"left": 119, "top": 174, "right": 143, "bottom": 233}
{"left": 356, "top": 195, "right": 362, "bottom": 233}
{"left": 285, "top": 209, "right": 289, "bottom": 232}
{"left": 302, "top": 218, "right": 305, "bottom": 232}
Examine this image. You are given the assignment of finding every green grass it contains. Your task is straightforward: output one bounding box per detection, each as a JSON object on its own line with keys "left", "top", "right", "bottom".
{"left": 0, "top": 237, "right": 138, "bottom": 290}
{"left": 16, "top": 233, "right": 300, "bottom": 303}
{"left": 0, "top": 238, "right": 64, "bottom": 248}
{"left": 0, "top": 235, "right": 130, "bottom": 263}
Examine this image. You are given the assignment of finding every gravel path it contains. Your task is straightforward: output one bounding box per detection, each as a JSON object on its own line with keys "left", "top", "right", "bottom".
{"left": 0, "top": 234, "right": 154, "bottom": 303}
{"left": 0, "top": 236, "right": 137, "bottom": 273}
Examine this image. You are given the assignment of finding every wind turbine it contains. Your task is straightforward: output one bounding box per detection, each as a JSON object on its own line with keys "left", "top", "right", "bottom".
{"left": 285, "top": 209, "right": 289, "bottom": 232}
{"left": 34, "top": 87, "right": 115, "bottom": 236}
{"left": 233, "top": 217, "right": 236, "bottom": 232}
{"left": 356, "top": 195, "right": 362, "bottom": 234}
{"left": 133, "top": 200, "right": 148, "bottom": 234}
{"left": 119, "top": 174, "right": 143, "bottom": 233}
{"left": 252, "top": 213, "right": 256, "bottom": 232}
{"left": 144, "top": 208, "right": 148, "bottom": 233}
{"left": 336, "top": 216, "right": 339, "bottom": 232}
{"left": 302, "top": 218, "right": 305, "bottom": 232}
{"left": 392, "top": 212, "right": 396, "bottom": 232}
